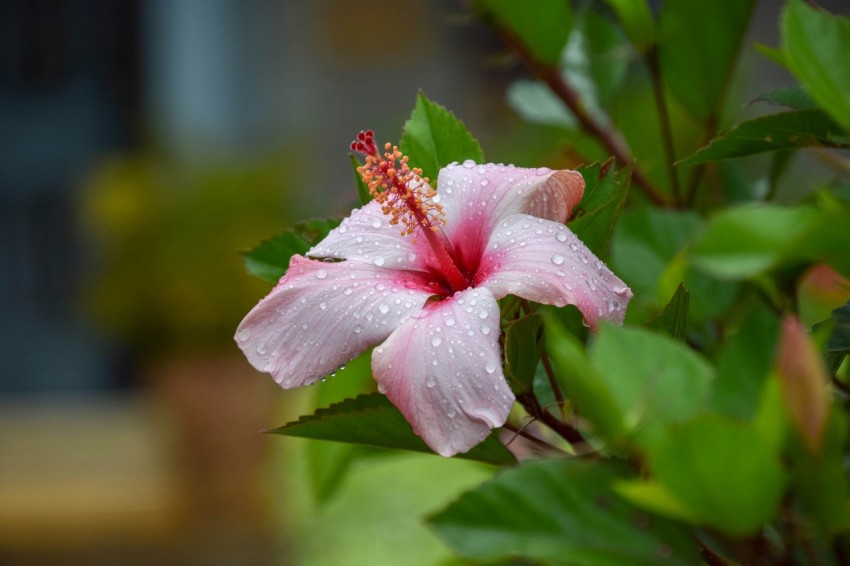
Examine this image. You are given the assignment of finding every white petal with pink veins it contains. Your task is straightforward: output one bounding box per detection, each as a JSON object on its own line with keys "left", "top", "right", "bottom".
{"left": 307, "top": 200, "right": 438, "bottom": 272}
{"left": 437, "top": 162, "right": 584, "bottom": 270}
{"left": 235, "top": 255, "right": 434, "bottom": 388}
{"left": 371, "top": 287, "right": 514, "bottom": 457}
{"left": 478, "top": 214, "right": 632, "bottom": 328}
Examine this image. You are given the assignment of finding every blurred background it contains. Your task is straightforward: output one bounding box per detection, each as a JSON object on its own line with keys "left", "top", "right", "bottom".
{"left": 0, "top": 1, "right": 512, "bottom": 563}
{"left": 0, "top": 1, "right": 840, "bottom": 564}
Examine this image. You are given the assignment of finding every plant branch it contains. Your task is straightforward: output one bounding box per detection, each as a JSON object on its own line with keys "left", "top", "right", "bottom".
{"left": 683, "top": 115, "right": 717, "bottom": 206}
{"left": 502, "top": 421, "right": 567, "bottom": 455}
{"left": 540, "top": 349, "right": 566, "bottom": 410}
{"left": 492, "top": 24, "right": 669, "bottom": 207}
{"left": 517, "top": 391, "right": 584, "bottom": 445}
{"left": 645, "top": 47, "right": 682, "bottom": 205}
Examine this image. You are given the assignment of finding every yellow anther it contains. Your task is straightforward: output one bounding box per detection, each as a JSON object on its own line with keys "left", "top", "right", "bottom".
{"left": 355, "top": 141, "right": 445, "bottom": 236}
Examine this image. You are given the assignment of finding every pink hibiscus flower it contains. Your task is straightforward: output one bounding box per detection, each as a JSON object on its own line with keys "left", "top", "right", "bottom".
{"left": 236, "top": 132, "right": 632, "bottom": 456}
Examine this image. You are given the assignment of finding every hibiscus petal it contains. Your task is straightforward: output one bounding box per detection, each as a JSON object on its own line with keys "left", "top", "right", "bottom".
{"left": 236, "top": 255, "right": 434, "bottom": 388}
{"left": 478, "top": 214, "right": 632, "bottom": 328}
{"left": 438, "top": 163, "right": 584, "bottom": 273}
{"left": 371, "top": 287, "right": 514, "bottom": 457}
{"left": 307, "top": 200, "right": 437, "bottom": 272}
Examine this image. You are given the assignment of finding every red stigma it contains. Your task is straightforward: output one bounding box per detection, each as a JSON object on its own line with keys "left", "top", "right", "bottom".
{"left": 350, "top": 130, "right": 378, "bottom": 157}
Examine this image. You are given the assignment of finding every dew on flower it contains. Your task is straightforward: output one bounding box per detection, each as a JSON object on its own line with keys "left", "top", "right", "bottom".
{"left": 551, "top": 254, "right": 566, "bottom": 265}
{"left": 315, "top": 270, "right": 328, "bottom": 279}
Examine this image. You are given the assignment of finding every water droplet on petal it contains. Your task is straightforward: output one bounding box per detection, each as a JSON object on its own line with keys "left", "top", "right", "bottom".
{"left": 371, "top": 218, "right": 382, "bottom": 228}
{"left": 446, "top": 318, "right": 456, "bottom": 327}
{"left": 237, "top": 329, "right": 250, "bottom": 341}
{"left": 431, "top": 336, "right": 442, "bottom": 347}
{"left": 374, "top": 257, "right": 385, "bottom": 267}
{"left": 425, "top": 376, "right": 436, "bottom": 388}
{"left": 315, "top": 270, "right": 328, "bottom": 279}
{"left": 551, "top": 254, "right": 566, "bottom": 265}
{"left": 256, "top": 342, "right": 268, "bottom": 355}
{"left": 556, "top": 232, "right": 567, "bottom": 242}
{"left": 478, "top": 310, "right": 488, "bottom": 320}
{"left": 462, "top": 159, "right": 475, "bottom": 169}
{"left": 353, "top": 325, "right": 363, "bottom": 334}
{"left": 319, "top": 303, "right": 327, "bottom": 310}
{"left": 480, "top": 325, "right": 491, "bottom": 335}
{"left": 485, "top": 361, "right": 496, "bottom": 374}
{"left": 378, "top": 303, "right": 390, "bottom": 314}
{"left": 480, "top": 179, "right": 490, "bottom": 186}
{"left": 569, "top": 243, "right": 579, "bottom": 252}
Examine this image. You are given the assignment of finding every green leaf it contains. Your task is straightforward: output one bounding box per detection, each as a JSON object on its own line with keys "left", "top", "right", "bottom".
{"left": 647, "top": 283, "right": 689, "bottom": 341}
{"left": 504, "top": 314, "right": 544, "bottom": 394}
{"left": 614, "top": 481, "right": 702, "bottom": 525}
{"left": 268, "top": 393, "right": 516, "bottom": 466}
{"left": 791, "top": 410, "right": 850, "bottom": 534}
{"left": 611, "top": 208, "right": 703, "bottom": 304}
{"left": 350, "top": 154, "right": 371, "bottom": 205}
{"left": 563, "top": 7, "right": 630, "bottom": 115}
{"left": 590, "top": 324, "right": 714, "bottom": 448}
{"left": 648, "top": 415, "right": 787, "bottom": 537}
{"left": 544, "top": 314, "right": 626, "bottom": 444}
{"left": 241, "top": 218, "right": 341, "bottom": 284}
{"left": 477, "top": 0, "right": 573, "bottom": 66}
{"left": 570, "top": 159, "right": 631, "bottom": 258}
{"left": 827, "top": 301, "right": 850, "bottom": 373}
{"left": 659, "top": 0, "right": 756, "bottom": 120}
{"left": 603, "top": 0, "right": 654, "bottom": 51}
{"left": 712, "top": 302, "right": 781, "bottom": 419}
{"left": 747, "top": 86, "right": 816, "bottom": 110}
{"left": 242, "top": 232, "right": 310, "bottom": 284}
{"left": 429, "top": 459, "right": 700, "bottom": 566}
{"left": 507, "top": 79, "right": 576, "bottom": 128}
{"left": 399, "top": 92, "right": 485, "bottom": 184}
{"left": 678, "top": 110, "right": 850, "bottom": 165}
{"left": 754, "top": 42, "right": 787, "bottom": 67}
{"left": 612, "top": 208, "right": 736, "bottom": 322}
{"left": 689, "top": 204, "right": 821, "bottom": 279}
{"left": 783, "top": 0, "right": 850, "bottom": 131}
{"left": 306, "top": 351, "right": 376, "bottom": 503}
{"left": 816, "top": 300, "right": 850, "bottom": 373}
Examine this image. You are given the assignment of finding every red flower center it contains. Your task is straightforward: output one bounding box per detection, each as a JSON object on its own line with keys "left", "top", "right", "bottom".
{"left": 352, "top": 131, "right": 472, "bottom": 295}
